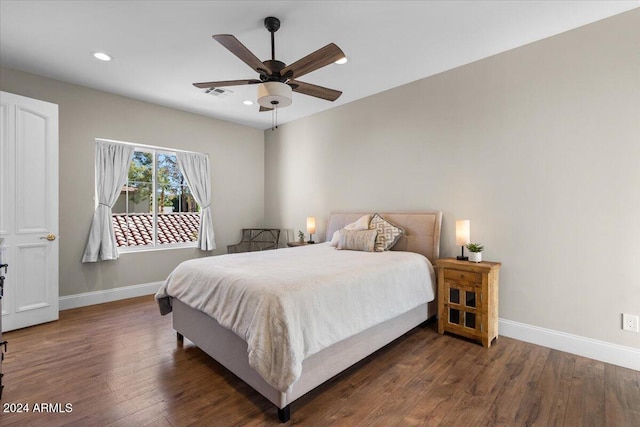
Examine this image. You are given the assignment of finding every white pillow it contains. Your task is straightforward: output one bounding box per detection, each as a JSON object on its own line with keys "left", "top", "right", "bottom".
{"left": 329, "top": 214, "right": 371, "bottom": 247}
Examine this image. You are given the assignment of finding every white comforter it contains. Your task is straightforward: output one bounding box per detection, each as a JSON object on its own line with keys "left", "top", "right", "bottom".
{"left": 155, "top": 243, "right": 435, "bottom": 392}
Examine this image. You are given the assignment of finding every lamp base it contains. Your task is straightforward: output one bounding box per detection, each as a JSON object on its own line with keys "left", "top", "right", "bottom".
{"left": 307, "top": 240, "right": 315, "bottom": 244}
{"left": 457, "top": 246, "right": 468, "bottom": 261}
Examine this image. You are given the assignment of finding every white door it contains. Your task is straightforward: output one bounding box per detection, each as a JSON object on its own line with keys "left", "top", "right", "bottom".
{"left": 0, "top": 91, "right": 59, "bottom": 332}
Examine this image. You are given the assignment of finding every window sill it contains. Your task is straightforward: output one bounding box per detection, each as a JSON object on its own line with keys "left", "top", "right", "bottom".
{"left": 118, "top": 243, "right": 198, "bottom": 254}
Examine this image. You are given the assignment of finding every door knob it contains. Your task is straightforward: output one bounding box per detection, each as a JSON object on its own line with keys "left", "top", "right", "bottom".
{"left": 39, "top": 233, "right": 56, "bottom": 241}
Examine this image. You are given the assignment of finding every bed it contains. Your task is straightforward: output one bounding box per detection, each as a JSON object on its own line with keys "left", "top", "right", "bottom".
{"left": 156, "top": 211, "right": 442, "bottom": 422}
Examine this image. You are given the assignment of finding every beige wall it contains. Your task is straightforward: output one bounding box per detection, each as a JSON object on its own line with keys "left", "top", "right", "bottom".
{"left": 0, "top": 67, "right": 265, "bottom": 296}
{"left": 265, "top": 10, "right": 640, "bottom": 348}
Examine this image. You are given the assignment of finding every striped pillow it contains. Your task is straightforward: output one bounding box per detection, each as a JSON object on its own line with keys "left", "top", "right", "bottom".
{"left": 337, "top": 229, "right": 378, "bottom": 252}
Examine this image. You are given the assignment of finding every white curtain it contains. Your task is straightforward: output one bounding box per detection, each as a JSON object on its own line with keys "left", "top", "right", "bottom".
{"left": 176, "top": 152, "right": 216, "bottom": 251}
{"left": 82, "top": 141, "right": 134, "bottom": 262}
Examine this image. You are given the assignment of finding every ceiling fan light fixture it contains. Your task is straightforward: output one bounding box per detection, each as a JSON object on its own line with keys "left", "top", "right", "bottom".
{"left": 257, "top": 82, "right": 292, "bottom": 109}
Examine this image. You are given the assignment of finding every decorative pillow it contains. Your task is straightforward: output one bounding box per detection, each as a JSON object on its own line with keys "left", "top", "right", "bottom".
{"left": 369, "top": 213, "right": 404, "bottom": 252}
{"left": 330, "top": 214, "right": 371, "bottom": 246}
{"left": 337, "top": 229, "right": 377, "bottom": 252}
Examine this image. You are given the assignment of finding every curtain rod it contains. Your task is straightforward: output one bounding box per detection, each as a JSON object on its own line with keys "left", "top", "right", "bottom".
{"left": 95, "top": 138, "right": 209, "bottom": 156}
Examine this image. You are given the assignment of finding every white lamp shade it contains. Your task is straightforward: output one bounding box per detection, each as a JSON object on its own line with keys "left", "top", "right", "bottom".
{"left": 456, "top": 220, "right": 470, "bottom": 246}
{"left": 306, "top": 217, "right": 316, "bottom": 235}
{"left": 257, "top": 82, "right": 292, "bottom": 108}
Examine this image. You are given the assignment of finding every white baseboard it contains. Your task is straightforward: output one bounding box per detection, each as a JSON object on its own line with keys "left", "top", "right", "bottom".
{"left": 59, "top": 281, "right": 163, "bottom": 311}
{"left": 500, "top": 318, "right": 640, "bottom": 371}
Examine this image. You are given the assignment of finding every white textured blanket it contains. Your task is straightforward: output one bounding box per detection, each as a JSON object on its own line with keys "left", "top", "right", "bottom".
{"left": 155, "top": 243, "right": 435, "bottom": 392}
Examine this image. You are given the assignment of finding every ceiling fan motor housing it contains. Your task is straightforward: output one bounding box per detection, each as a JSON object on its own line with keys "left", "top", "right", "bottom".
{"left": 261, "top": 60, "right": 287, "bottom": 81}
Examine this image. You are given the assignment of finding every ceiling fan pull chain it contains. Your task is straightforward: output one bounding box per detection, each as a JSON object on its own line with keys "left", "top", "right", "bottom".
{"left": 270, "top": 106, "right": 279, "bottom": 131}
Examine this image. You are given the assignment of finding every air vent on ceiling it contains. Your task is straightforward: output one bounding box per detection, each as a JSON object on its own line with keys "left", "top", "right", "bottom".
{"left": 205, "top": 87, "right": 233, "bottom": 97}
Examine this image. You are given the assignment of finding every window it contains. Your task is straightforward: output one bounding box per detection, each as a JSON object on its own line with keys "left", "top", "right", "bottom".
{"left": 112, "top": 147, "right": 200, "bottom": 250}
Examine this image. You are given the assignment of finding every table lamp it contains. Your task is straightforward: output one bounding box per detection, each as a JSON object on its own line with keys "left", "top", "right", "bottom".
{"left": 307, "top": 217, "right": 316, "bottom": 244}
{"left": 456, "top": 220, "right": 470, "bottom": 261}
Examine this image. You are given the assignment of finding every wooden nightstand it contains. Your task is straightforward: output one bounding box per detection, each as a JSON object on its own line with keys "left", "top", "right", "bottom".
{"left": 436, "top": 258, "right": 501, "bottom": 348}
{"left": 287, "top": 242, "right": 312, "bottom": 247}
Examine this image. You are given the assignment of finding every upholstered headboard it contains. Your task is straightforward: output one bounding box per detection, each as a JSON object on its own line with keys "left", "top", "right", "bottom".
{"left": 325, "top": 211, "right": 443, "bottom": 264}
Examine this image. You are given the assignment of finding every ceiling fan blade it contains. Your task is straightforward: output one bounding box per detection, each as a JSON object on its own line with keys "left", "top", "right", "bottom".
{"left": 281, "top": 43, "right": 345, "bottom": 79}
{"left": 193, "top": 79, "right": 261, "bottom": 89}
{"left": 213, "top": 34, "right": 272, "bottom": 75}
{"left": 259, "top": 106, "right": 273, "bottom": 112}
{"left": 288, "top": 80, "right": 342, "bottom": 101}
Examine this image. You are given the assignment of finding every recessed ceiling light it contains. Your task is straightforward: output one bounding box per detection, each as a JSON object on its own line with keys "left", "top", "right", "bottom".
{"left": 243, "top": 100, "right": 254, "bottom": 106}
{"left": 335, "top": 56, "right": 348, "bottom": 65}
{"left": 92, "top": 51, "right": 113, "bottom": 62}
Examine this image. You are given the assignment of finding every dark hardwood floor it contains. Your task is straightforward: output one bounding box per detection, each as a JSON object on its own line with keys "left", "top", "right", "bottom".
{"left": 1, "top": 296, "right": 638, "bottom": 426}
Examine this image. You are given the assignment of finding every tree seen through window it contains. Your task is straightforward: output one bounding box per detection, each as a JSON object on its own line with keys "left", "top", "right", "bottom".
{"left": 112, "top": 149, "right": 200, "bottom": 248}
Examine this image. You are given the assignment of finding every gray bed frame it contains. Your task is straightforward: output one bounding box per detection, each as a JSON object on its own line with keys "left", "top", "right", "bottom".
{"left": 172, "top": 211, "right": 443, "bottom": 422}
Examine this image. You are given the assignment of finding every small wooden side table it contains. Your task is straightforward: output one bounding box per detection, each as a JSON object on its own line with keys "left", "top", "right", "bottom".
{"left": 436, "top": 258, "right": 501, "bottom": 348}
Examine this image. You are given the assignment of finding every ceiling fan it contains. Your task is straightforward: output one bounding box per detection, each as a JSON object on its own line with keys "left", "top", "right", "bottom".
{"left": 193, "top": 17, "right": 346, "bottom": 112}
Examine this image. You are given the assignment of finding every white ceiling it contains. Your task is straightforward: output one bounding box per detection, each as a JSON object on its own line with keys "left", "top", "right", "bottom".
{"left": 1, "top": 1, "right": 638, "bottom": 130}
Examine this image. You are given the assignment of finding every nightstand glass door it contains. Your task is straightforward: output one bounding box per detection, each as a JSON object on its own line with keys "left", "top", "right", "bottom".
{"left": 446, "top": 283, "right": 481, "bottom": 335}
